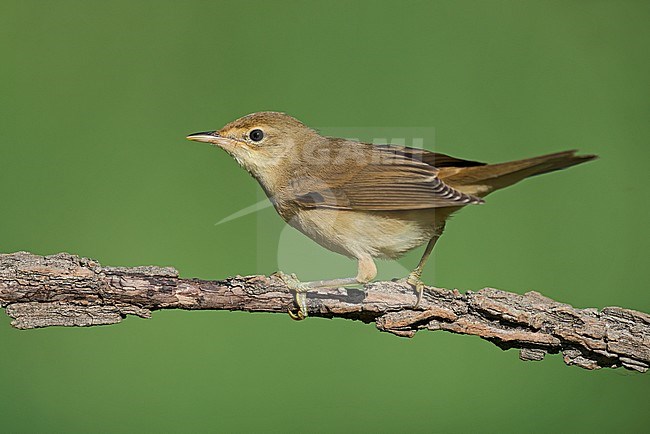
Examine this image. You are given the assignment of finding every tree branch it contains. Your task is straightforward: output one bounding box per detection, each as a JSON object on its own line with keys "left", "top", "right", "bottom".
{"left": 1, "top": 251, "right": 648, "bottom": 373}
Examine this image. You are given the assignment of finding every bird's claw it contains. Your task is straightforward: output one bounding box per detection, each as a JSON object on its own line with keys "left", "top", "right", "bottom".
{"left": 276, "top": 272, "right": 310, "bottom": 320}
{"left": 287, "top": 291, "right": 308, "bottom": 321}
{"left": 406, "top": 272, "right": 425, "bottom": 308}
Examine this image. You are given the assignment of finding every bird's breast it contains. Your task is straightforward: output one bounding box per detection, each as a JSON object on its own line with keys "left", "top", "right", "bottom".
{"left": 283, "top": 207, "right": 448, "bottom": 260}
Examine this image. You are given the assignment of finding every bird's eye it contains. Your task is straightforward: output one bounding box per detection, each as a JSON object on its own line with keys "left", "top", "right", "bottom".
{"left": 249, "top": 129, "right": 264, "bottom": 142}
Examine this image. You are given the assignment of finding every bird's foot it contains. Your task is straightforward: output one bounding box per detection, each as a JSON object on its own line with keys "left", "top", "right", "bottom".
{"left": 405, "top": 271, "right": 425, "bottom": 308}
{"left": 276, "top": 272, "right": 311, "bottom": 321}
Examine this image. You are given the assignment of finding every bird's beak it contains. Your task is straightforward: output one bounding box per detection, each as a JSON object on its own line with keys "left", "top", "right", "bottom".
{"left": 186, "top": 130, "right": 242, "bottom": 153}
{"left": 186, "top": 131, "right": 220, "bottom": 144}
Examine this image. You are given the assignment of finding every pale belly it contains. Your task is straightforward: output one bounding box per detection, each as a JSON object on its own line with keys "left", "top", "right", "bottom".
{"left": 286, "top": 208, "right": 454, "bottom": 260}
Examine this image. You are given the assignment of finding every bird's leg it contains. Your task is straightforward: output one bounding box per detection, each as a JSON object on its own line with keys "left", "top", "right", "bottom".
{"left": 407, "top": 223, "right": 446, "bottom": 307}
{"left": 278, "top": 256, "right": 377, "bottom": 320}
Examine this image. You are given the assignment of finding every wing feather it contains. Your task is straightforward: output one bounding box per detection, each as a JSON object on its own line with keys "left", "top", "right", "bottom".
{"left": 285, "top": 142, "right": 484, "bottom": 211}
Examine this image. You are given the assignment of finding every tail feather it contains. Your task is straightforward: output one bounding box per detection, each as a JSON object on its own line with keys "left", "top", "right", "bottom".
{"left": 439, "top": 150, "right": 597, "bottom": 197}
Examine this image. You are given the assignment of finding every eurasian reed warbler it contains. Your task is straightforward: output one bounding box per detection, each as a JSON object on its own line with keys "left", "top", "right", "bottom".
{"left": 187, "top": 112, "right": 596, "bottom": 319}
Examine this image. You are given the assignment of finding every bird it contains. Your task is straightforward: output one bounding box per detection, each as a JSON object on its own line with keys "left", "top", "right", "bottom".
{"left": 187, "top": 111, "right": 596, "bottom": 319}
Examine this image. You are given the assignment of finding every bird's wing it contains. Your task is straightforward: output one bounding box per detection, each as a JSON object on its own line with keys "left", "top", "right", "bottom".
{"left": 374, "top": 144, "right": 486, "bottom": 168}
{"left": 285, "top": 144, "right": 484, "bottom": 211}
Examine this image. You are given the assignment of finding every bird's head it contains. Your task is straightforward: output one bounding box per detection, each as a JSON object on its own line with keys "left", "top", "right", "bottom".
{"left": 186, "top": 112, "right": 320, "bottom": 184}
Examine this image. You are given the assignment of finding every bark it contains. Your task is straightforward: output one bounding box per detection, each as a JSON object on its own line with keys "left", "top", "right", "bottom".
{"left": 1, "top": 251, "right": 648, "bottom": 373}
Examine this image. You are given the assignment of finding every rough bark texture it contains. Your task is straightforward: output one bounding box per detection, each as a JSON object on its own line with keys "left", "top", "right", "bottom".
{"left": 1, "top": 251, "right": 648, "bottom": 373}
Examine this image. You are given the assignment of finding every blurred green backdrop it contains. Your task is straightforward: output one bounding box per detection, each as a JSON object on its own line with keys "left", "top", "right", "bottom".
{"left": 1, "top": 1, "right": 649, "bottom": 432}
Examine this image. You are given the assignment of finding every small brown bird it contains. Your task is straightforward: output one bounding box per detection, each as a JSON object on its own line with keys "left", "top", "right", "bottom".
{"left": 187, "top": 112, "right": 596, "bottom": 319}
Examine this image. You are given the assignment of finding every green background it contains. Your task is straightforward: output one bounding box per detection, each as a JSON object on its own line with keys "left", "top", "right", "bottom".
{"left": 1, "top": 1, "right": 649, "bottom": 432}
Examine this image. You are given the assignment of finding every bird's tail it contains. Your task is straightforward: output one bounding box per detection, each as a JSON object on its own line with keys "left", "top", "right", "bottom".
{"left": 439, "top": 150, "right": 597, "bottom": 197}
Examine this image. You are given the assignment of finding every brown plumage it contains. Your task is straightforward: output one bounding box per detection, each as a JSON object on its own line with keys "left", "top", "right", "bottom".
{"left": 187, "top": 111, "right": 597, "bottom": 319}
{"left": 439, "top": 150, "right": 597, "bottom": 197}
